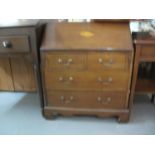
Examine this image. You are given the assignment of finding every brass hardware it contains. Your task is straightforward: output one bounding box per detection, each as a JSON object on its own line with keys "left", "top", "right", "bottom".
{"left": 109, "top": 59, "right": 113, "bottom": 64}
{"left": 98, "top": 77, "right": 102, "bottom": 82}
{"left": 63, "top": 58, "right": 73, "bottom": 66}
{"left": 58, "top": 58, "right": 72, "bottom": 64}
{"left": 108, "top": 77, "right": 113, "bottom": 82}
{"left": 60, "top": 96, "right": 73, "bottom": 104}
{"left": 99, "top": 58, "right": 114, "bottom": 65}
{"left": 68, "top": 58, "right": 73, "bottom": 63}
{"left": 97, "top": 97, "right": 102, "bottom": 102}
{"left": 104, "top": 59, "right": 114, "bottom": 66}
{"left": 58, "top": 58, "right": 62, "bottom": 63}
{"left": 58, "top": 76, "right": 73, "bottom": 82}
{"left": 107, "top": 97, "right": 111, "bottom": 102}
{"left": 58, "top": 77, "right": 63, "bottom": 81}
{"left": 98, "top": 97, "right": 111, "bottom": 104}
{"left": 60, "top": 96, "right": 65, "bottom": 101}
{"left": 97, "top": 77, "right": 113, "bottom": 83}
{"left": 98, "top": 58, "right": 103, "bottom": 63}
{"left": 69, "top": 76, "right": 73, "bottom": 81}
{"left": 70, "top": 96, "right": 74, "bottom": 100}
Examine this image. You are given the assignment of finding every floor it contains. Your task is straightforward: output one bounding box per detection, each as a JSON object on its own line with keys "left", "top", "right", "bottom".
{"left": 0, "top": 92, "right": 155, "bottom": 135}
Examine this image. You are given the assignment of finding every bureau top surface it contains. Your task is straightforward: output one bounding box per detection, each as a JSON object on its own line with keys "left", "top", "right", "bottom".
{"left": 40, "top": 22, "right": 133, "bottom": 51}
{"left": 0, "top": 19, "right": 40, "bottom": 28}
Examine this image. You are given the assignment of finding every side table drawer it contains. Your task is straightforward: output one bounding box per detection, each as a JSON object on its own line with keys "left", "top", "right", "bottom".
{"left": 140, "top": 45, "right": 155, "bottom": 59}
{"left": 0, "top": 35, "right": 30, "bottom": 53}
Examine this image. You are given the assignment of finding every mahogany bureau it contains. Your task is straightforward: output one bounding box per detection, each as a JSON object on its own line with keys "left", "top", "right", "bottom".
{"left": 40, "top": 21, "right": 134, "bottom": 122}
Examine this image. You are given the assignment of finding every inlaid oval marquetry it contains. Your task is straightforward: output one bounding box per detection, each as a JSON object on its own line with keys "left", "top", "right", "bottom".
{"left": 80, "top": 31, "right": 94, "bottom": 38}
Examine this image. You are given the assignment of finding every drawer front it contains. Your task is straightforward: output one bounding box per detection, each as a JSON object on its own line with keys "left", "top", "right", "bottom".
{"left": 140, "top": 45, "right": 155, "bottom": 59}
{"left": 44, "top": 71, "right": 129, "bottom": 91}
{"left": 0, "top": 57, "right": 14, "bottom": 91}
{"left": 46, "top": 91, "right": 127, "bottom": 109}
{"left": 10, "top": 57, "right": 36, "bottom": 92}
{"left": 87, "top": 52, "right": 130, "bottom": 70}
{"left": 44, "top": 52, "right": 86, "bottom": 70}
{"left": 0, "top": 36, "right": 30, "bottom": 53}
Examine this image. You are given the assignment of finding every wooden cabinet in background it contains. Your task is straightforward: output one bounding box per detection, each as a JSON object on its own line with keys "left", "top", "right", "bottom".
{"left": 0, "top": 57, "right": 37, "bottom": 92}
{"left": 0, "top": 20, "right": 44, "bottom": 95}
{"left": 129, "top": 32, "right": 155, "bottom": 106}
{"left": 10, "top": 57, "right": 36, "bottom": 92}
{"left": 0, "top": 57, "right": 14, "bottom": 91}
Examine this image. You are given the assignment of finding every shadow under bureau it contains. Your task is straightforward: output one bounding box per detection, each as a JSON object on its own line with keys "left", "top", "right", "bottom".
{"left": 40, "top": 21, "right": 134, "bottom": 122}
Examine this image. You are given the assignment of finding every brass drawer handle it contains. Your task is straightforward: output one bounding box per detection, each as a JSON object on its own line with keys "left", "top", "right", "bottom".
{"left": 64, "top": 58, "right": 73, "bottom": 66}
{"left": 58, "top": 76, "right": 74, "bottom": 83}
{"left": 98, "top": 77, "right": 103, "bottom": 82}
{"left": 97, "top": 97, "right": 102, "bottom": 102}
{"left": 58, "top": 77, "right": 64, "bottom": 81}
{"left": 70, "top": 96, "right": 74, "bottom": 100}
{"left": 58, "top": 58, "right": 73, "bottom": 66}
{"left": 58, "top": 58, "right": 63, "bottom": 63}
{"left": 97, "top": 77, "right": 113, "bottom": 84}
{"left": 60, "top": 96, "right": 74, "bottom": 104}
{"left": 68, "top": 58, "right": 73, "bottom": 63}
{"left": 69, "top": 76, "right": 74, "bottom": 81}
{"left": 2, "top": 40, "right": 12, "bottom": 48}
{"left": 98, "top": 58, "right": 114, "bottom": 65}
{"left": 98, "top": 58, "right": 103, "bottom": 63}
{"left": 60, "top": 96, "right": 65, "bottom": 101}
{"left": 107, "top": 97, "right": 112, "bottom": 102}
{"left": 97, "top": 97, "right": 111, "bottom": 104}
{"left": 104, "top": 59, "right": 114, "bottom": 66}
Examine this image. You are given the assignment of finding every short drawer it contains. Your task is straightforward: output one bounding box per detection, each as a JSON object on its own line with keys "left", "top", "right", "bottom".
{"left": 140, "top": 45, "right": 155, "bottom": 59}
{"left": 87, "top": 52, "right": 130, "bottom": 71}
{"left": 44, "top": 71, "right": 130, "bottom": 91}
{"left": 46, "top": 91, "right": 127, "bottom": 109}
{"left": 0, "top": 35, "right": 30, "bottom": 53}
{"left": 44, "top": 52, "right": 86, "bottom": 70}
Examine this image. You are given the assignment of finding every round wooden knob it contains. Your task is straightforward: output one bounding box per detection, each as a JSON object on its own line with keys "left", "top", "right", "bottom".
{"left": 2, "top": 41, "right": 12, "bottom": 48}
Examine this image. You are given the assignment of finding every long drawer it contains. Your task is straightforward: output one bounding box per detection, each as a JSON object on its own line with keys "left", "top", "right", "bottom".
{"left": 140, "top": 45, "right": 155, "bottom": 60}
{"left": 43, "top": 51, "right": 130, "bottom": 71}
{"left": 0, "top": 35, "right": 30, "bottom": 53}
{"left": 46, "top": 91, "right": 128, "bottom": 109}
{"left": 44, "top": 71, "right": 130, "bottom": 91}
